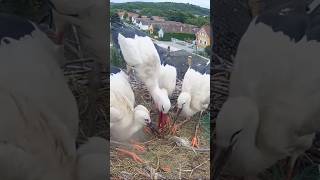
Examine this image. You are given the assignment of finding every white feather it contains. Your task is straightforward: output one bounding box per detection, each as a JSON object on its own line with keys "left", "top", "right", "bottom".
{"left": 178, "top": 68, "right": 210, "bottom": 117}
{"left": 110, "top": 70, "right": 150, "bottom": 141}
{"left": 159, "top": 64, "right": 177, "bottom": 96}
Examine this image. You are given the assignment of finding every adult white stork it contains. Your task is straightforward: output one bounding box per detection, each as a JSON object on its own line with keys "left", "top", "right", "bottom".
{"left": 45, "top": 0, "right": 107, "bottom": 136}
{"left": 214, "top": 0, "right": 320, "bottom": 179}
{"left": 0, "top": 13, "right": 107, "bottom": 180}
{"left": 173, "top": 68, "right": 210, "bottom": 147}
{"left": 117, "top": 34, "right": 176, "bottom": 132}
{"left": 110, "top": 66, "right": 155, "bottom": 163}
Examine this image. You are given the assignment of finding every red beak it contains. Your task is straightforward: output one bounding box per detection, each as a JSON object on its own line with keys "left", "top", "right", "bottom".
{"left": 158, "top": 111, "right": 170, "bottom": 131}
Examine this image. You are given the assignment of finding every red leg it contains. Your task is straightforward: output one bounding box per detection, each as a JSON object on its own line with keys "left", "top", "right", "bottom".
{"left": 129, "top": 140, "right": 145, "bottom": 152}
{"left": 286, "top": 156, "right": 297, "bottom": 180}
{"left": 143, "top": 126, "right": 153, "bottom": 135}
{"left": 191, "top": 113, "right": 202, "bottom": 148}
{"left": 116, "top": 148, "right": 144, "bottom": 163}
{"left": 191, "top": 136, "right": 199, "bottom": 148}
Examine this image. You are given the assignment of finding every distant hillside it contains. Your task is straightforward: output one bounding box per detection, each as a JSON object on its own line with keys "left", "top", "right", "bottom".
{"left": 111, "top": 2, "right": 210, "bottom": 27}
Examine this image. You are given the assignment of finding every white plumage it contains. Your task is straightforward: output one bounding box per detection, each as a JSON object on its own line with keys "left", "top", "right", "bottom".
{"left": 214, "top": 1, "right": 320, "bottom": 178}
{"left": 49, "top": 0, "right": 107, "bottom": 64}
{"left": 0, "top": 16, "right": 107, "bottom": 179}
{"left": 118, "top": 34, "right": 172, "bottom": 114}
{"left": 159, "top": 64, "right": 177, "bottom": 97}
{"left": 110, "top": 70, "right": 151, "bottom": 141}
{"left": 177, "top": 68, "right": 210, "bottom": 117}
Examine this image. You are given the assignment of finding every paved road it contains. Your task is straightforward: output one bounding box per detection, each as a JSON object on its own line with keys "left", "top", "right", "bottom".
{"left": 154, "top": 40, "right": 196, "bottom": 53}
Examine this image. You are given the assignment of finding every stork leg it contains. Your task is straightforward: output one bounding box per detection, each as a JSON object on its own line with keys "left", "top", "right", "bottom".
{"left": 286, "top": 156, "right": 298, "bottom": 180}
{"left": 116, "top": 148, "right": 144, "bottom": 163}
{"left": 191, "top": 112, "right": 203, "bottom": 148}
{"left": 129, "top": 140, "right": 146, "bottom": 152}
{"left": 170, "top": 117, "right": 191, "bottom": 135}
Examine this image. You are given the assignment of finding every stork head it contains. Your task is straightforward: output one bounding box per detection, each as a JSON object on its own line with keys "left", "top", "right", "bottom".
{"left": 152, "top": 88, "right": 171, "bottom": 114}
{"left": 176, "top": 92, "right": 191, "bottom": 117}
{"left": 134, "top": 105, "right": 151, "bottom": 125}
{"left": 214, "top": 97, "right": 259, "bottom": 178}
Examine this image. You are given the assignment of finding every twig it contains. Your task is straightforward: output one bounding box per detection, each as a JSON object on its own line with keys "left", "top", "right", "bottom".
{"left": 189, "top": 158, "right": 210, "bottom": 178}
{"left": 165, "top": 145, "right": 176, "bottom": 155}
{"left": 64, "top": 69, "right": 91, "bottom": 76}
{"left": 64, "top": 41, "right": 81, "bottom": 58}
{"left": 179, "top": 163, "right": 182, "bottom": 180}
{"left": 142, "top": 138, "right": 157, "bottom": 144}
{"left": 63, "top": 58, "right": 94, "bottom": 65}
{"left": 156, "top": 153, "right": 160, "bottom": 171}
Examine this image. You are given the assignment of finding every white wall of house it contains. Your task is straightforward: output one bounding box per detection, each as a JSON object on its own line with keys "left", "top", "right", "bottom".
{"left": 158, "top": 28, "right": 164, "bottom": 38}
{"left": 139, "top": 22, "right": 149, "bottom": 30}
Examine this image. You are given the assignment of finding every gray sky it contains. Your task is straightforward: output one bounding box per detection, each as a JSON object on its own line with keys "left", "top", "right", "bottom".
{"left": 110, "top": 0, "right": 210, "bottom": 9}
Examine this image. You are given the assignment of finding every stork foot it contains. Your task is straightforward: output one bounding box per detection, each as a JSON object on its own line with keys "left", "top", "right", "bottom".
{"left": 144, "top": 126, "right": 153, "bottom": 135}
{"left": 116, "top": 148, "right": 144, "bottom": 163}
{"left": 191, "top": 136, "right": 199, "bottom": 148}
{"left": 170, "top": 124, "right": 178, "bottom": 135}
{"left": 286, "top": 156, "right": 297, "bottom": 180}
{"left": 129, "top": 140, "right": 145, "bottom": 152}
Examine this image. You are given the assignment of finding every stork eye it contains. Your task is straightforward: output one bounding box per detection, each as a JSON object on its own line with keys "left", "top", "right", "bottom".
{"left": 229, "top": 129, "right": 243, "bottom": 144}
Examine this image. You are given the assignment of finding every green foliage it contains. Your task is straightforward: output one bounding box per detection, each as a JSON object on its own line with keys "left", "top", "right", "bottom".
{"left": 205, "top": 46, "right": 212, "bottom": 56}
{"left": 110, "top": 45, "right": 125, "bottom": 69}
{"left": 160, "top": 32, "right": 195, "bottom": 42}
{"left": 123, "top": 12, "right": 128, "bottom": 19}
{"left": 111, "top": 2, "right": 210, "bottom": 27}
{"left": 185, "top": 16, "right": 210, "bottom": 27}
{"left": 110, "top": 8, "right": 117, "bottom": 17}
{"left": 201, "top": 112, "right": 210, "bottom": 140}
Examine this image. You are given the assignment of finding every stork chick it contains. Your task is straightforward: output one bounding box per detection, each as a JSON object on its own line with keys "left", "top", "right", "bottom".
{"left": 117, "top": 34, "right": 173, "bottom": 133}
{"left": 173, "top": 68, "right": 210, "bottom": 147}
{"left": 110, "top": 67, "right": 154, "bottom": 163}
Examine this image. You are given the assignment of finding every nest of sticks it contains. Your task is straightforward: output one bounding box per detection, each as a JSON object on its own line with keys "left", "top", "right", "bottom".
{"left": 109, "top": 72, "right": 210, "bottom": 179}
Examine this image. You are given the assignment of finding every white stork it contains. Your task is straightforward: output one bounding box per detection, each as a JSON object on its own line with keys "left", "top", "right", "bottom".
{"left": 110, "top": 66, "right": 153, "bottom": 163}
{"left": 214, "top": 0, "right": 320, "bottom": 179}
{"left": 118, "top": 34, "right": 176, "bottom": 132}
{"left": 173, "top": 68, "right": 210, "bottom": 147}
{"left": 46, "top": 0, "right": 107, "bottom": 136}
{"left": 0, "top": 13, "right": 107, "bottom": 180}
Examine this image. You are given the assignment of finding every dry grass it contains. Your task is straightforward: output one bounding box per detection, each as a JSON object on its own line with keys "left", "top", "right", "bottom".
{"left": 110, "top": 73, "right": 210, "bottom": 179}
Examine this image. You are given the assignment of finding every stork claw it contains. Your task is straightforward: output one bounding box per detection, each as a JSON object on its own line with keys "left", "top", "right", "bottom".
{"left": 132, "top": 144, "right": 145, "bottom": 152}
{"left": 129, "top": 140, "right": 145, "bottom": 152}
{"left": 191, "top": 136, "right": 199, "bottom": 148}
{"left": 170, "top": 124, "right": 179, "bottom": 135}
{"left": 117, "top": 148, "right": 145, "bottom": 163}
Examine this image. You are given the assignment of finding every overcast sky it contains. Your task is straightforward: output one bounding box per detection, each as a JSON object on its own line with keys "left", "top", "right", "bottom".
{"left": 110, "top": 0, "right": 210, "bottom": 9}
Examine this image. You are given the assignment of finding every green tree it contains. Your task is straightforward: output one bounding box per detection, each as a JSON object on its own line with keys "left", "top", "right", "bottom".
{"left": 123, "top": 12, "right": 128, "bottom": 19}
{"left": 205, "top": 46, "right": 212, "bottom": 56}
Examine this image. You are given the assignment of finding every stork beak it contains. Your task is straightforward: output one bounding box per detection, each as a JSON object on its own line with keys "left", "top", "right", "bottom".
{"left": 147, "top": 121, "right": 160, "bottom": 137}
{"left": 213, "top": 145, "right": 234, "bottom": 179}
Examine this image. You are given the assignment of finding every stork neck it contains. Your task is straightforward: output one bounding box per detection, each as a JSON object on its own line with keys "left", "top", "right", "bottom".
{"left": 183, "top": 96, "right": 194, "bottom": 116}
{"left": 235, "top": 103, "right": 276, "bottom": 174}
{"left": 150, "top": 85, "right": 162, "bottom": 104}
